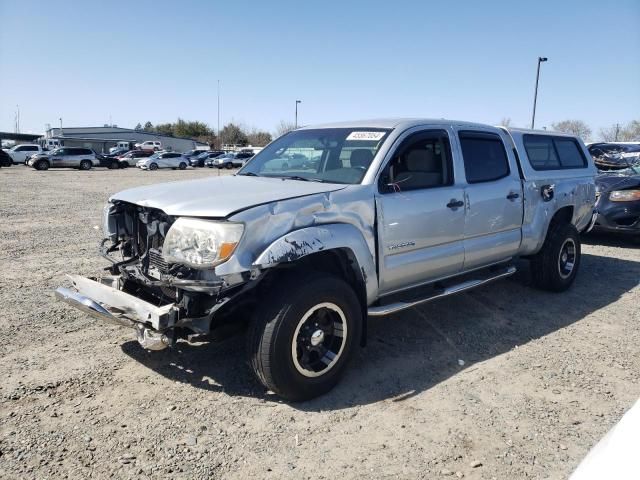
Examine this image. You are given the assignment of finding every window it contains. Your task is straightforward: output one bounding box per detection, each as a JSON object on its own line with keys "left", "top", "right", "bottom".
{"left": 459, "top": 131, "right": 510, "bottom": 183}
{"left": 523, "top": 135, "right": 587, "bottom": 170}
{"left": 381, "top": 130, "right": 453, "bottom": 192}
{"left": 26, "top": 146, "right": 38, "bottom": 151}
{"left": 241, "top": 128, "right": 390, "bottom": 184}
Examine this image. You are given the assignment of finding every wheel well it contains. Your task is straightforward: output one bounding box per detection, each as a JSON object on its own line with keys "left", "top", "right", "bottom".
{"left": 267, "top": 249, "right": 368, "bottom": 346}
{"left": 550, "top": 206, "right": 574, "bottom": 229}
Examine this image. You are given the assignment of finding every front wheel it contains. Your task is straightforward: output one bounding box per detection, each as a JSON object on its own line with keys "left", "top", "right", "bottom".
{"left": 149, "top": 163, "right": 158, "bottom": 171}
{"left": 225, "top": 162, "right": 233, "bottom": 169}
{"left": 178, "top": 162, "right": 187, "bottom": 170}
{"left": 35, "top": 160, "right": 49, "bottom": 171}
{"left": 530, "top": 222, "right": 581, "bottom": 292}
{"left": 247, "top": 272, "right": 362, "bottom": 401}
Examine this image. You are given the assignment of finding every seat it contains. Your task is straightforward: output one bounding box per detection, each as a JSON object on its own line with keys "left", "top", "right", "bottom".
{"left": 350, "top": 149, "right": 373, "bottom": 169}
{"left": 394, "top": 149, "right": 443, "bottom": 189}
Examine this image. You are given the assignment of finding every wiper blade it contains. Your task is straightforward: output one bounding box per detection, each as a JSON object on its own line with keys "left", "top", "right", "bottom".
{"left": 280, "top": 175, "right": 325, "bottom": 182}
{"left": 237, "top": 171, "right": 260, "bottom": 177}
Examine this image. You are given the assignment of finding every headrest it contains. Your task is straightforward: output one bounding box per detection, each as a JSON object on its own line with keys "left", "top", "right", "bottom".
{"left": 405, "top": 149, "right": 435, "bottom": 171}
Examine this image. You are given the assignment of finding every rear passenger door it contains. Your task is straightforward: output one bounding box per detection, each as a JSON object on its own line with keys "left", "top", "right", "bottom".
{"left": 454, "top": 130, "right": 523, "bottom": 270}
{"left": 376, "top": 128, "right": 466, "bottom": 294}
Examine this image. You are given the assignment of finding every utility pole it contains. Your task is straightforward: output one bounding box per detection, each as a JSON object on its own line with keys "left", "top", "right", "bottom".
{"left": 16, "top": 105, "right": 20, "bottom": 133}
{"left": 59, "top": 117, "right": 63, "bottom": 136}
{"left": 295, "top": 100, "right": 302, "bottom": 128}
{"left": 217, "top": 80, "right": 221, "bottom": 143}
{"left": 531, "top": 57, "right": 548, "bottom": 129}
{"left": 615, "top": 123, "right": 620, "bottom": 141}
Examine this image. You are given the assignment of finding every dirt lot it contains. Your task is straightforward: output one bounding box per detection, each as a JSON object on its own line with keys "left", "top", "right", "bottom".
{"left": 0, "top": 165, "right": 638, "bottom": 479}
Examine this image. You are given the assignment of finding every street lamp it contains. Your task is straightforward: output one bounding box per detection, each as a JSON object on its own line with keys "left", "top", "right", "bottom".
{"left": 295, "top": 100, "right": 302, "bottom": 128}
{"left": 531, "top": 56, "right": 548, "bottom": 129}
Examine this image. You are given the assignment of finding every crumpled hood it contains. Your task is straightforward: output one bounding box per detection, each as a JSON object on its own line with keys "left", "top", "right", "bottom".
{"left": 596, "top": 173, "right": 640, "bottom": 193}
{"left": 110, "top": 175, "right": 347, "bottom": 217}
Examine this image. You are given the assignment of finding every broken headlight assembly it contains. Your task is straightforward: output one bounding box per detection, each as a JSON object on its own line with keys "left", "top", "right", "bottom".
{"left": 162, "top": 218, "right": 244, "bottom": 269}
{"left": 609, "top": 189, "right": 640, "bottom": 202}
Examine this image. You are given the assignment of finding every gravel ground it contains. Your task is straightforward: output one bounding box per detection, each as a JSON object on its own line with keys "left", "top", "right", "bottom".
{"left": 0, "top": 165, "right": 638, "bottom": 480}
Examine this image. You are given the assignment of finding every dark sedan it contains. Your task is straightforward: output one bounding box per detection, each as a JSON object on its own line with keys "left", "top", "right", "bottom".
{"left": 594, "top": 165, "right": 640, "bottom": 241}
{"left": 0, "top": 149, "right": 12, "bottom": 167}
{"left": 191, "top": 150, "right": 224, "bottom": 167}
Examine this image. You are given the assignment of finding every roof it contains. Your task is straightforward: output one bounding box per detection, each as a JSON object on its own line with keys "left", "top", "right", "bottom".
{"left": 506, "top": 127, "right": 579, "bottom": 138}
{"left": 46, "top": 126, "right": 208, "bottom": 144}
{"left": 0, "top": 131, "right": 42, "bottom": 141}
{"left": 298, "top": 118, "right": 494, "bottom": 131}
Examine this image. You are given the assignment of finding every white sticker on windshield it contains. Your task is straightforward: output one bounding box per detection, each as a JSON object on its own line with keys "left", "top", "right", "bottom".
{"left": 346, "top": 131, "right": 386, "bottom": 141}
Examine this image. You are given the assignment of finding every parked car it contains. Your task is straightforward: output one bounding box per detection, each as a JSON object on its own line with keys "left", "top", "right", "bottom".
{"left": 209, "top": 151, "right": 253, "bottom": 169}
{"left": 104, "top": 147, "right": 130, "bottom": 158}
{"left": 137, "top": 152, "right": 187, "bottom": 170}
{"left": 95, "top": 153, "right": 120, "bottom": 169}
{"left": 192, "top": 150, "right": 224, "bottom": 167}
{"left": 593, "top": 164, "right": 640, "bottom": 241}
{"left": 27, "top": 147, "right": 98, "bottom": 170}
{"left": 109, "top": 142, "right": 134, "bottom": 154}
{"left": 184, "top": 148, "right": 212, "bottom": 159}
{"left": 55, "top": 119, "right": 596, "bottom": 401}
{"left": 0, "top": 148, "right": 12, "bottom": 167}
{"left": 588, "top": 142, "right": 640, "bottom": 170}
{"left": 135, "top": 141, "right": 162, "bottom": 151}
{"left": 117, "top": 150, "right": 153, "bottom": 168}
{"left": 7, "top": 144, "right": 43, "bottom": 164}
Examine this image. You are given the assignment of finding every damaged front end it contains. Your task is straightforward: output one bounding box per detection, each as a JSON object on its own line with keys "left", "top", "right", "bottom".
{"left": 55, "top": 201, "right": 258, "bottom": 350}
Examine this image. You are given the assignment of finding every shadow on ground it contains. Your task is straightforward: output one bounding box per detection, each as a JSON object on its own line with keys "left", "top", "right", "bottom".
{"left": 122, "top": 252, "right": 640, "bottom": 410}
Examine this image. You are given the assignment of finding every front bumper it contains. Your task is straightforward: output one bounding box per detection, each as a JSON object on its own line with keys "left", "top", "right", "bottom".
{"left": 55, "top": 275, "right": 179, "bottom": 349}
{"left": 593, "top": 198, "right": 640, "bottom": 235}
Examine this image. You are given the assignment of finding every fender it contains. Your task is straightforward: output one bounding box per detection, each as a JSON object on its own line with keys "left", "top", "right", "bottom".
{"left": 252, "top": 224, "right": 378, "bottom": 305}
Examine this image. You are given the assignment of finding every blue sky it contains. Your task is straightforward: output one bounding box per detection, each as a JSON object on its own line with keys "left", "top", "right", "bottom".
{"left": 1, "top": 0, "right": 638, "bottom": 140}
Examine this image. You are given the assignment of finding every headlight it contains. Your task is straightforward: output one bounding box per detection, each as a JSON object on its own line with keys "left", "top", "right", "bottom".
{"left": 162, "top": 218, "right": 244, "bottom": 268}
{"left": 609, "top": 189, "right": 640, "bottom": 202}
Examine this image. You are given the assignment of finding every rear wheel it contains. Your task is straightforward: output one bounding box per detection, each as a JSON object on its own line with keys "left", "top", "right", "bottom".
{"left": 120, "top": 161, "right": 129, "bottom": 169}
{"left": 530, "top": 222, "right": 581, "bottom": 292}
{"left": 247, "top": 271, "right": 361, "bottom": 401}
{"left": 79, "top": 160, "right": 92, "bottom": 170}
{"left": 35, "top": 160, "right": 49, "bottom": 171}
{"left": 149, "top": 163, "right": 158, "bottom": 171}
{"left": 107, "top": 160, "right": 118, "bottom": 169}
{"left": 179, "top": 162, "right": 187, "bottom": 170}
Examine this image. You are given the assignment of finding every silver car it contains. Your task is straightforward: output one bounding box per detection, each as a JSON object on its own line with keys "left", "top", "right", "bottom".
{"left": 56, "top": 119, "right": 596, "bottom": 401}
{"left": 137, "top": 152, "right": 188, "bottom": 170}
{"left": 28, "top": 147, "right": 97, "bottom": 170}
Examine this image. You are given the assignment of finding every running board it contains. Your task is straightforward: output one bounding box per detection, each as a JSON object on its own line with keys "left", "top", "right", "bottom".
{"left": 367, "top": 265, "right": 517, "bottom": 317}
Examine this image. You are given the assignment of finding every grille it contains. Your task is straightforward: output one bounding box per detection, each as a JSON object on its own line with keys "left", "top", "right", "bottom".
{"left": 148, "top": 248, "right": 170, "bottom": 274}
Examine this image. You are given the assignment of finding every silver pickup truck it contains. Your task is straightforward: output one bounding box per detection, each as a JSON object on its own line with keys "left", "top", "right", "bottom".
{"left": 56, "top": 119, "right": 596, "bottom": 400}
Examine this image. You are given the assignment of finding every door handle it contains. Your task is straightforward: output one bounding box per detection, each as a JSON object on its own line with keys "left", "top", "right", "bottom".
{"left": 446, "top": 199, "right": 464, "bottom": 209}
{"left": 506, "top": 192, "right": 520, "bottom": 200}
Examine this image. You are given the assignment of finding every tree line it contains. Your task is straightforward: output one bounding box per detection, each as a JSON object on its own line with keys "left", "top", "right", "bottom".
{"left": 501, "top": 118, "right": 640, "bottom": 142}
{"left": 133, "top": 119, "right": 292, "bottom": 148}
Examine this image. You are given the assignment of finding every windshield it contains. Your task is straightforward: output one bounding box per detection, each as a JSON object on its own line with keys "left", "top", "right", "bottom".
{"left": 239, "top": 128, "right": 391, "bottom": 184}
{"left": 148, "top": 153, "right": 160, "bottom": 160}
{"left": 218, "top": 153, "right": 233, "bottom": 159}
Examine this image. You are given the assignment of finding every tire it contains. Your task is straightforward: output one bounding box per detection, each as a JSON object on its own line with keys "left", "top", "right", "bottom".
{"left": 120, "top": 161, "right": 129, "bottom": 169}
{"left": 225, "top": 163, "right": 233, "bottom": 169}
{"left": 179, "top": 162, "right": 187, "bottom": 170}
{"left": 108, "top": 160, "right": 118, "bottom": 169}
{"left": 530, "top": 222, "right": 581, "bottom": 292}
{"left": 79, "top": 160, "right": 92, "bottom": 170}
{"left": 149, "top": 163, "right": 158, "bottom": 171}
{"left": 35, "top": 160, "right": 49, "bottom": 171}
{"left": 247, "top": 271, "right": 362, "bottom": 401}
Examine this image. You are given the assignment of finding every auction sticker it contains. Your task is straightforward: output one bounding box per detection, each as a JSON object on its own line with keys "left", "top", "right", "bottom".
{"left": 347, "top": 131, "right": 386, "bottom": 141}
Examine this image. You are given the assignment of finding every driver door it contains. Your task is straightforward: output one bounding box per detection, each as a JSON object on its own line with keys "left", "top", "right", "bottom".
{"left": 375, "top": 128, "right": 466, "bottom": 294}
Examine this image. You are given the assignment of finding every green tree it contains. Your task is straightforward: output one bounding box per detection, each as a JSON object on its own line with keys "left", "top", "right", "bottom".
{"left": 134, "top": 123, "right": 143, "bottom": 130}
{"left": 551, "top": 120, "right": 592, "bottom": 140}
{"left": 154, "top": 123, "right": 174, "bottom": 136}
{"left": 174, "top": 118, "right": 213, "bottom": 138}
{"left": 143, "top": 121, "right": 153, "bottom": 131}
{"left": 220, "top": 123, "right": 248, "bottom": 146}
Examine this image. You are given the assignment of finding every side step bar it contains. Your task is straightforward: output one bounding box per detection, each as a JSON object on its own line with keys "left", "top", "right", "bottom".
{"left": 367, "top": 265, "right": 516, "bottom": 317}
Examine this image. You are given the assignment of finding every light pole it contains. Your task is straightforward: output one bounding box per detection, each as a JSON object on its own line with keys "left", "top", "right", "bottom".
{"left": 531, "top": 56, "right": 548, "bottom": 129}
{"left": 295, "top": 100, "right": 301, "bottom": 128}
{"left": 217, "top": 80, "right": 221, "bottom": 141}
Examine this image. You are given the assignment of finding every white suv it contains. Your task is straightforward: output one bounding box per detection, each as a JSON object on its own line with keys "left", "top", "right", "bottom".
{"left": 135, "top": 141, "right": 162, "bottom": 151}
{"left": 8, "top": 144, "right": 43, "bottom": 164}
